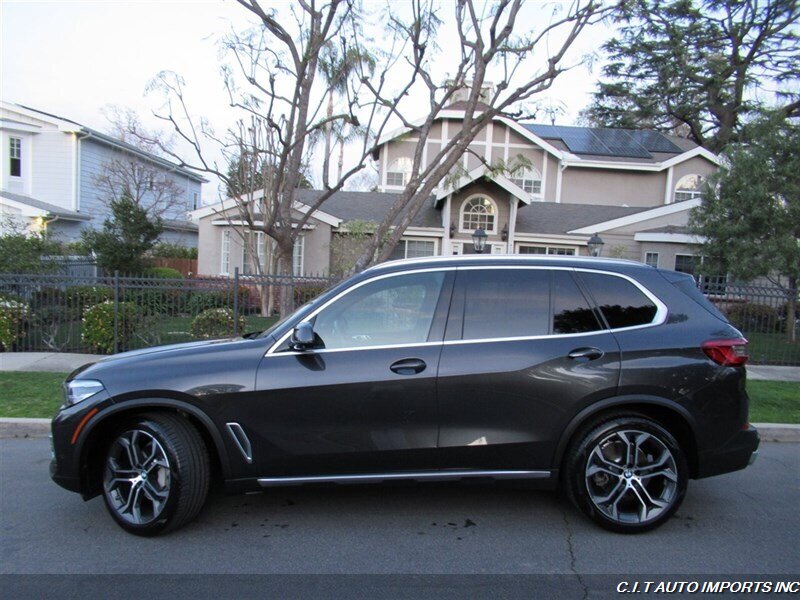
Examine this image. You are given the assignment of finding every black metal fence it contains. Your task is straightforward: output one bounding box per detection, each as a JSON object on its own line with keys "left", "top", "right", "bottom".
{"left": 697, "top": 277, "right": 798, "bottom": 366}
{"left": 0, "top": 270, "right": 334, "bottom": 355}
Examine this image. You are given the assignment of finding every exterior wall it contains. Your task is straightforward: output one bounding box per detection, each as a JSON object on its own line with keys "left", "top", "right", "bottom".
{"left": 79, "top": 138, "right": 201, "bottom": 243}
{"left": 302, "top": 221, "right": 332, "bottom": 275}
{"left": 559, "top": 167, "right": 667, "bottom": 207}
{"left": 669, "top": 155, "right": 717, "bottom": 203}
{"left": 448, "top": 180, "right": 512, "bottom": 251}
{"left": 636, "top": 241, "right": 699, "bottom": 271}
{"left": 197, "top": 217, "right": 222, "bottom": 276}
{"left": 30, "top": 130, "right": 75, "bottom": 210}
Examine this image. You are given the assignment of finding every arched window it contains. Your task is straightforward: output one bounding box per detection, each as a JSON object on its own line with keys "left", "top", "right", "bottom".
{"left": 460, "top": 195, "right": 497, "bottom": 233}
{"left": 674, "top": 174, "right": 705, "bottom": 203}
{"left": 510, "top": 167, "right": 542, "bottom": 195}
{"left": 386, "top": 157, "right": 412, "bottom": 187}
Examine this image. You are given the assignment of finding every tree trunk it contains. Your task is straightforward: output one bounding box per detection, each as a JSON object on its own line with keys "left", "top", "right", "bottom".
{"left": 322, "top": 90, "right": 334, "bottom": 188}
{"left": 337, "top": 136, "right": 345, "bottom": 182}
{"left": 275, "top": 240, "right": 296, "bottom": 318}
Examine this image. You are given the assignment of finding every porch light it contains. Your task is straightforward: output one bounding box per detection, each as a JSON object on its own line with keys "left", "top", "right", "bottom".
{"left": 472, "top": 228, "right": 488, "bottom": 253}
{"left": 501, "top": 224, "right": 509, "bottom": 242}
{"left": 587, "top": 233, "right": 604, "bottom": 257}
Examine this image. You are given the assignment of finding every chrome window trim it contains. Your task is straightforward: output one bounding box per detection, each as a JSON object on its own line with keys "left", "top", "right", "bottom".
{"left": 265, "top": 265, "right": 667, "bottom": 356}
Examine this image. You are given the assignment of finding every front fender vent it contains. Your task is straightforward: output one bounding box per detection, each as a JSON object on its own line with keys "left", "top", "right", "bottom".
{"left": 225, "top": 422, "right": 253, "bottom": 464}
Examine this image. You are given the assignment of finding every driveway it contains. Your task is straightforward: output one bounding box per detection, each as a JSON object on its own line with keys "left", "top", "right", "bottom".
{"left": 1, "top": 439, "right": 797, "bottom": 596}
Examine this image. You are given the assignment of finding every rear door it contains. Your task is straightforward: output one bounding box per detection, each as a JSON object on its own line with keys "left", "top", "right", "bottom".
{"left": 436, "top": 267, "right": 621, "bottom": 471}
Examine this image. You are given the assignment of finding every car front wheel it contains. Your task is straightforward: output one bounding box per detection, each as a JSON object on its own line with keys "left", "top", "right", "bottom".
{"left": 102, "top": 413, "right": 210, "bottom": 536}
{"left": 564, "top": 414, "right": 688, "bottom": 533}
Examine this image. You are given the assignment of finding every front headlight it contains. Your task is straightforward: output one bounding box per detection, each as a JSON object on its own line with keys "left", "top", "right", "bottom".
{"left": 64, "top": 379, "right": 105, "bottom": 406}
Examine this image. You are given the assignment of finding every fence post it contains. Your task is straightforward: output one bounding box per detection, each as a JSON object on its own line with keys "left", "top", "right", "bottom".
{"left": 233, "top": 267, "right": 240, "bottom": 337}
{"left": 113, "top": 270, "right": 120, "bottom": 354}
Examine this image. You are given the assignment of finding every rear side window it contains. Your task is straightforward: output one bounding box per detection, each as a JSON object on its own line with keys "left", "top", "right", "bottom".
{"left": 552, "top": 271, "right": 603, "bottom": 333}
{"left": 460, "top": 269, "right": 550, "bottom": 339}
{"left": 579, "top": 272, "right": 658, "bottom": 329}
{"left": 660, "top": 270, "right": 728, "bottom": 322}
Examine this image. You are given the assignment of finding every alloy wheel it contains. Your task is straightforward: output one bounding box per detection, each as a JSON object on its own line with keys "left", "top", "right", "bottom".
{"left": 103, "top": 429, "right": 171, "bottom": 526}
{"left": 584, "top": 429, "right": 678, "bottom": 524}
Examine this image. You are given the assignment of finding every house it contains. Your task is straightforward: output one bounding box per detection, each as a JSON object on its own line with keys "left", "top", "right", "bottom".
{"left": 0, "top": 102, "right": 206, "bottom": 246}
{"left": 193, "top": 99, "right": 717, "bottom": 277}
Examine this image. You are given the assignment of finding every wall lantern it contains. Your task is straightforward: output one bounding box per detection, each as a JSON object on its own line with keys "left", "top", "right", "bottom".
{"left": 501, "top": 224, "right": 509, "bottom": 242}
{"left": 449, "top": 221, "right": 456, "bottom": 237}
{"left": 472, "top": 228, "right": 488, "bottom": 253}
{"left": 587, "top": 233, "right": 605, "bottom": 257}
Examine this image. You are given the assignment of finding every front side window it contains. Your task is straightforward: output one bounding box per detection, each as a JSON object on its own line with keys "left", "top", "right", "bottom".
{"left": 460, "top": 196, "right": 496, "bottom": 233}
{"left": 460, "top": 269, "right": 550, "bottom": 340}
{"left": 386, "top": 157, "right": 412, "bottom": 187}
{"left": 313, "top": 271, "right": 445, "bottom": 350}
{"left": 673, "top": 174, "right": 705, "bottom": 203}
{"left": 9, "top": 137, "right": 21, "bottom": 177}
{"left": 578, "top": 272, "right": 658, "bottom": 329}
{"left": 510, "top": 168, "right": 542, "bottom": 195}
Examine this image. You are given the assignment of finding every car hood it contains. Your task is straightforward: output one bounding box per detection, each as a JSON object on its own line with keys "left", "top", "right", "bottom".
{"left": 67, "top": 336, "right": 273, "bottom": 382}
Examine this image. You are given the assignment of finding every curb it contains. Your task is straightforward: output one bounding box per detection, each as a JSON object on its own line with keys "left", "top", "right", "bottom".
{"left": 0, "top": 418, "right": 798, "bottom": 442}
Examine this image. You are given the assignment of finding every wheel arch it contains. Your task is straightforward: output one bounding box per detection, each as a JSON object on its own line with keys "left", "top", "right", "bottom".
{"left": 553, "top": 395, "right": 700, "bottom": 478}
{"left": 75, "top": 397, "right": 231, "bottom": 498}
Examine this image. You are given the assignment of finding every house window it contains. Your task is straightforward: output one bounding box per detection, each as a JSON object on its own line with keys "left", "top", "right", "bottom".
{"left": 386, "top": 157, "right": 412, "bottom": 187}
{"left": 460, "top": 196, "right": 497, "bottom": 233}
{"left": 517, "top": 244, "right": 576, "bottom": 256}
{"left": 221, "top": 230, "right": 231, "bottom": 275}
{"left": 389, "top": 239, "right": 437, "bottom": 261}
{"left": 192, "top": 192, "right": 199, "bottom": 210}
{"left": 9, "top": 137, "right": 22, "bottom": 177}
{"left": 510, "top": 168, "right": 542, "bottom": 195}
{"left": 675, "top": 254, "right": 701, "bottom": 275}
{"left": 292, "top": 236, "right": 305, "bottom": 276}
{"left": 674, "top": 174, "right": 705, "bottom": 202}
{"left": 644, "top": 252, "right": 659, "bottom": 267}
{"left": 243, "top": 231, "right": 266, "bottom": 275}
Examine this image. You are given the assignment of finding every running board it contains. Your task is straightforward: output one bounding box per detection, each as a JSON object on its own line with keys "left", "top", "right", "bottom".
{"left": 257, "top": 469, "right": 551, "bottom": 487}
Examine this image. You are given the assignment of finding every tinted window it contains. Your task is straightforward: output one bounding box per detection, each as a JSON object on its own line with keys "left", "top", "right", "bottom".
{"left": 313, "top": 271, "right": 444, "bottom": 349}
{"left": 553, "top": 272, "right": 603, "bottom": 333}
{"left": 461, "top": 269, "right": 550, "bottom": 340}
{"left": 579, "top": 272, "right": 658, "bottom": 329}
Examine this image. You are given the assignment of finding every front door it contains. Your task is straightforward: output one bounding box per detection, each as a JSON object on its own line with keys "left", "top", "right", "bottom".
{"left": 436, "top": 267, "right": 621, "bottom": 471}
{"left": 251, "top": 270, "right": 453, "bottom": 476}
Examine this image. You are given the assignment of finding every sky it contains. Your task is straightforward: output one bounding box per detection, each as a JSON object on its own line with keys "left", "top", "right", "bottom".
{"left": 1, "top": 0, "right": 614, "bottom": 202}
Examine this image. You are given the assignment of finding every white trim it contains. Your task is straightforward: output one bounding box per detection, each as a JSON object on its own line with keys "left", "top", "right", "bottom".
{"left": 0, "top": 102, "right": 80, "bottom": 133}
{"left": 293, "top": 235, "right": 305, "bottom": 276}
{"left": 568, "top": 199, "right": 701, "bottom": 234}
{"left": 663, "top": 166, "right": 674, "bottom": 204}
{"left": 0, "top": 195, "right": 47, "bottom": 217}
{"left": 484, "top": 122, "right": 493, "bottom": 162}
{"left": 212, "top": 219, "right": 315, "bottom": 230}
{"left": 220, "top": 230, "right": 231, "bottom": 276}
{"left": 459, "top": 193, "right": 499, "bottom": 234}
{"left": 540, "top": 152, "right": 548, "bottom": 201}
{"left": 402, "top": 227, "right": 444, "bottom": 238}
{"left": 561, "top": 146, "right": 720, "bottom": 172}
{"left": 507, "top": 198, "right": 517, "bottom": 253}
{"left": 0, "top": 119, "right": 41, "bottom": 134}
{"left": 494, "top": 116, "right": 564, "bottom": 159}
{"left": 555, "top": 161, "right": 564, "bottom": 203}
{"left": 435, "top": 164, "right": 532, "bottom": 204}
{"left": 513, "top": 233, "right": 588, "bottom": 246}
{"left": 634, "top": 232, "right": 706, "bottom": 244}
{"left": 190, "top": 193, "right": 341, "bottom": 227}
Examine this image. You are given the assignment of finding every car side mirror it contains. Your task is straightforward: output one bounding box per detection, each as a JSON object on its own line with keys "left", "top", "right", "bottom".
{"left": 290, "top": 321, "right": 315, "bottom": 351}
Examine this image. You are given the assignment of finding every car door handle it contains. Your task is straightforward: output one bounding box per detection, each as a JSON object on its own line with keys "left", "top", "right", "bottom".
{"left": 568, "top": 347, "right": 604, "bottom": 361}
{"left": 390, "top": 358, "right": 427, "bottom": 375}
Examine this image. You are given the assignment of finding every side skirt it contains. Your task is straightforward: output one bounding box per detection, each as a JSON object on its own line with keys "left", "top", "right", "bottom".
{"left": 256, "top": 469, "right": 553, "bottom": 487}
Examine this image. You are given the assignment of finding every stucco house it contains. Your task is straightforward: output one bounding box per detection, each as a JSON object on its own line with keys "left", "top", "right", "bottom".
{"left": 0, "top": 102, "right": 205, "bottom": 246}
{"left": 193, "top": 101, "right": 717, "bottom": 277}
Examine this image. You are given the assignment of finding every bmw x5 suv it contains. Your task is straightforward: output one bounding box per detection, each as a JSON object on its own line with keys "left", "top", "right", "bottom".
{"left": 51, "top": 256, "right": 759, "bottom": 535}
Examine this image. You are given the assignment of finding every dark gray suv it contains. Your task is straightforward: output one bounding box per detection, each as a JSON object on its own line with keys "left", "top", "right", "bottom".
{"left": 51, "top": 256, "right": 759, "bottom": 535}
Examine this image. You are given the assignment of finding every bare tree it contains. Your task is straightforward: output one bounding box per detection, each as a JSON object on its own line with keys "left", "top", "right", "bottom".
{"left": 139, "top": 0, "right": 605, "bottom": 316}
{"left": 93, "top": 107, "right": 186, "bottom": 219}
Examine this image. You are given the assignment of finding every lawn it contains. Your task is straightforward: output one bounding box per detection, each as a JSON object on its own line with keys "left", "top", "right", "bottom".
{"left": 1, "top": 371, "right": 797, "bottom": 423}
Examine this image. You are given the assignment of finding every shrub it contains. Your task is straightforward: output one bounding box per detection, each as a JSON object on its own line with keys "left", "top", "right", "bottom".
{"left": 190, "top": 308, "right": 245, "bottom": 340}
{"left": 126, "top": 268, "right": 185, "bottom": 315}
{"left": 0, "top": 296, "right": 29, "bottom": 351}
{"left": 65, "top": 285, "right": 113, "bottom": 306}
{"left": 725, "top": 302, "right": 781, "bottom": 333}
{"left": 186, "top": 287, "right": 251, "bottom": 315}
{"left": 143, "top": 266, "right": 183, "bottom": 280}
{"left": 150, "top": 243, "right": 198, "bottom": 259}
{"left": 293, "top": 283, "right": 328, "bottom": 306}
{"left": 82, "top": 300, "right": 140, "bottom": 353}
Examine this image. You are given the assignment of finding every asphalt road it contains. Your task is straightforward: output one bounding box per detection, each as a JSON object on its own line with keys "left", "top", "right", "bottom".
{"left": 1, "top": 439, "right": 798, "bottom": 597}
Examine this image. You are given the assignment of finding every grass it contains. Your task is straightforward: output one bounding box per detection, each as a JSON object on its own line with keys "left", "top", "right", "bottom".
{"left": 747, "top": 381, "right": 800, "bottom": 424}
{"left": 1, "top": 371, "right": 797, "bottom": 423}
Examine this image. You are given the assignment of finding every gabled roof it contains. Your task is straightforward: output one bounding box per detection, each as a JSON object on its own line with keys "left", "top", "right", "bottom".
{"left": 515, "top": 202, "right": 650, "bottom": 236}
{"left": 1, "top": 103, "right": 207, "bottom": 183}
{"left": 567, "top": 198, "right": 701, "bottom": 234}
{"left": 434, "top": 165, "right": 534, "bottom": 206}
{"left": 0, "top": 190, "right": 91, "bottom": 221}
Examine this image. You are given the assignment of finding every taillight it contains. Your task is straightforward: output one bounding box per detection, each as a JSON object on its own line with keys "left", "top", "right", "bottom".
{"left": 702, "top": 338, "right": 749, "bottom": 366}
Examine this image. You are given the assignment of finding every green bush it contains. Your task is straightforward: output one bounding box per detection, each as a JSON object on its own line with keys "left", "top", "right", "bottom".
{"left": 190, "top": 308, "right": 245, "bottom": 340}
{"left": 65, "top": 285, "right": 113, "bottom": 306}
{"left": 82, "top": 300, "right": 140, "bottom": 353}
{"left": 725, "top": 302, "right": 781, "bottom": 333}
{"left": 150, "top": 243, "right": 198, "bottom": 259}
{"left": 0, "top": 296, "right": 29, "bottom": 351}
{"left": 143, "top": 266, "right": 184, "bottom": 280}
{"left": 187, "top": 287, "right": 251, "bottom": 315}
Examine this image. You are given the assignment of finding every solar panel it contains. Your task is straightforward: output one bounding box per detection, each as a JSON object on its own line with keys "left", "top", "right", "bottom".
{"left": 523, "top": 123, "right": 678, "bottom": 159}
{"left": 625, "top": 130, "right": 683, "bottom": 153}
{"left": 591, "top": 129, "right": 652, "bottom": 159}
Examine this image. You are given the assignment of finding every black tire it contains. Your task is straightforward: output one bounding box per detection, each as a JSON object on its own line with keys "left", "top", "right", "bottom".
{"left": 563, "top": 413, "right": 688, "bottom": 534}
{"left": 101, "top": 412, "right": 210, "bottom": 536}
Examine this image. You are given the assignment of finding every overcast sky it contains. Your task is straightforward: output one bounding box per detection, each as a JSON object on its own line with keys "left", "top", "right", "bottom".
{"left": 2, "top": 0, "right": 613, "bottom": 202}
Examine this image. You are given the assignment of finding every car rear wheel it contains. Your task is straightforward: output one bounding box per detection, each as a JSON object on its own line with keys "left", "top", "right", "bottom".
{"left": 564, "top": 414, "right": 688, "bottom": 533}
{"left": 102, "top": 413, "right": 210, "bottom": 536}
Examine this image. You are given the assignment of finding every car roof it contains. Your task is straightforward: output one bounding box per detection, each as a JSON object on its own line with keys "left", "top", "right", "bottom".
{"left": 364, "top": 254, "right": 651, "bottom": 275}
